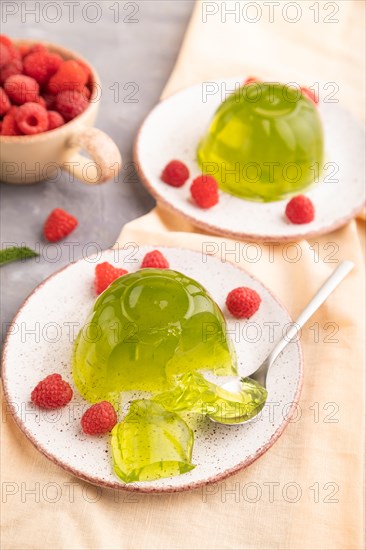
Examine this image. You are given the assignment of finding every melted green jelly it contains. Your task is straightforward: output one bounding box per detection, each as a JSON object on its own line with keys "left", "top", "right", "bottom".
{"left": 72, "top": 269, "right": 237, "bottom": 403}
{"left": 111, "top": 400, "right": 195, "bottom": 483}
{"left": 154, "top": 372, "right": 268, "bottom": 423}
{"left": 197, "top": 82, "right": 324, "bottom": 202}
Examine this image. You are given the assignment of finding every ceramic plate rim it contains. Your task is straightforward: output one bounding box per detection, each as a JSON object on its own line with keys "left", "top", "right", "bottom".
{"left": 133, "top": 79, "right": 365, "bottom": 242}
{"left": 1, "top": 247, "right": 304, "bottom": 493}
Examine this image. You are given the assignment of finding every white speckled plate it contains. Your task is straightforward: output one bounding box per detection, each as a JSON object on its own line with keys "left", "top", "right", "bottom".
{"left": 134, "top": 78, "right": 365, "bottom": 242}
{"left": 2, "top": 247, "right": 303, "bottom": 493}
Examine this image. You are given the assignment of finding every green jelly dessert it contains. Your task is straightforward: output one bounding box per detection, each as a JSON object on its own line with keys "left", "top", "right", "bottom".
{"left": 154, "top": 372, "right": 268, "bottom": 423}
{"left": 197, "top": 82, "right": 324, "bottom": 202}
{"left": 111, "top": 400, "right": 195, "bottom": 483}
{"left": 72, "top": 269, "right": 237, "bottom": 402}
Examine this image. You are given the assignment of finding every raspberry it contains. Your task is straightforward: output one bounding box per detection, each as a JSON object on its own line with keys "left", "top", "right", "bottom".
{"left": 0, "top": 59, "right": 23, "bottom": 84}
{"left": 43, "top": 208, "right": 78, "bottom": 242}
{"left": 226, "top": 287, "right": 261, "bottom": 319}
{"left": 190, "top": 175, "right": 219, "bottom": 209}
{"left": 0, "top": 36, "right": 13, "bottom": 48}
{"left": 47, "top": 111, "right": 65, "bottom": 130}
{"left": 0, "top": 43, "right": 11, "bottom": 68}
{"left": 43, "top": 93, "right": 56, "bottom": 110}
{"left": 161, "top": 160, "right": 189, "bottom": 187}
{"left": 33, "top": 95, "right": 46, "bottom": 108}
{"left": 23, "top": 51, "right": 63, "bottom": 85}
{"left": 301, "top": 87, "right": 319, "bottom": 105}
{"left": 55, "top": 89, "right": 88, "bottom": 121}
{"left": 31, "top": 373, "right": 73, "bottom": 409}
{"left": 1, "top": 109, "right": 21, "bottom": 136}
{"left": 244, "top": 76, "right": 259, "bottom": 85}
{"left": 285, "top": 195, "right": 315, "bottom": 224}
{"left": 141, "top": 250, "right": 169, "bottom": 269}
{"left": 48, "top": 59, "right": 88, "bottom": 94}
{"left": 81, "top": 401, "right": 117, "bottom": 435}
{"left": 95, "top": 262, "right": 128, "bottom": 295}
{"left": 0, "top": 87, "right": 10, "bottom": 116}
{"left": 0, "top": 40, "right": 20, "bottom": 69}
{"left": 4, "top": 74, "right": 39, "bottom": 105}
{"left": 15, "top": 102, "right": 48, "bottom": 135}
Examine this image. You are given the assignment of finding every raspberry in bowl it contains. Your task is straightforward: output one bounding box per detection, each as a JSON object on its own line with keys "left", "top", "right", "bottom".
{"left": 0, "top": 37, "right": 121, "bottom": 185}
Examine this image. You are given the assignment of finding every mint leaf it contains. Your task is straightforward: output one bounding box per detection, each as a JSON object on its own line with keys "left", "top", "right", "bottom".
{"left": 0, "top": 246, "right": 39, "bottom": 266}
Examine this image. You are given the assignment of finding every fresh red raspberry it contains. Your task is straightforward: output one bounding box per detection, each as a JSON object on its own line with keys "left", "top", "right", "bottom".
{"left": 23, "top": 51, "right": 63, "bottom": 85}
{"left": 31, "top": 373, "right": 73, "bottom": 409}
{"left": 141, "top": 250, "right": 170, "bottom": 269}
{"left": 33, "top": 95, "right": 47, "bottom": 108}
{"left": 244, "top": 76, "right": 259, "bottom": 85}
{"left": 0, "top": 59, "right": 23, "bottom": 84}
{"left": 226, "top": 287, "right": 262, "bottom": 319}
{"left": 95, "top": 262, "right": 128, "bottom": 295}
{"left": 0, "top": 40, "right": 20, "bottom": 69}
{"left": 43, "top": 208, "right": 78, "bottom": 242}
{"left": 55, "top": 89, "right": 89, "bottom": 121}
{"left": 0, "top": 36, "right": 13, "bottom": 48}
{"left": 47, "top": 111, "right": 65, "bottom": 130}
{"left": 285, "top": 195, "right": 315, "bottom": 224}
{"left": 48, "top": 59, "right": 89, "bottom": 94}
{"left": 4, "top": 74, "right": 39, "bottom": 105}
{"left": 15, "top": 102, "right": 48, "bottom": 135}
{"left": 1, "top": 109, "right": 21, "bottom": 136}
{"left": 301, "top": 87, "right": 319, "bottom": 105}
{"left": 27, "top": 43, "right": 47, "bottom": 56}
{"left": 0, "top": 43, "right": 11, "bottom": 68}
{"left": 81, "top": 401, "right": 117, "bottom": 435}
{"left": 161, "top": 160, "right": 190, "bottom": 187}
{"left": 43, "top": 93, "right": 57, "bottom": 110}
{"left": 0, "top": 87, "right": 11, "bottom": 116}
{"left": 190, "top": 174, "right": 219, "bottom": 209}
{"left": 80, "top": 85, "right": 91, "bottom": 100}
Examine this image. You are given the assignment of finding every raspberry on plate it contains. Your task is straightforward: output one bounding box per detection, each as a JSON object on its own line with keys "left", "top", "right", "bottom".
{"left": 95, "top": 262, "right": 128, "bottom": 295}
{"left": 23, "top": 51, "right": 63, "bottom": 85}
{"left": 0, "top": 87, "right": 10, "bottom": 116}
{"left": 47, "top": 110, "right": 65, "bottom": 130}
{"left": 226, "top": 287, "right": 261, "bottom": 319}
{"left": 301, "top": 86, "right": 319, "bottom": 105}
{"left": 15, "top": 102, "right": 48, "bottom": 135}
{"left": 55, "top": 89, "right": 89, "bottom": 121}
{"left": 81, "top": 401, "right": 117, "bottom": 435}
{"left": 141, "top": 250, "right": 169, "bottom": 269}
{"left": 4, "top": 74, "right": 39, "bottom": 105}
{"left": 190, "top": 174, "right": 219, "bottom": 209}
{"left": 161, "top": 160, "right": 189, "bottom": 187}
{"left": 31, "top": 373, "right": 73, "bottom": 409}
{"left": 43, "top": 208, "right": 78, "bottom": 242}
{"left": 244, "top": 76, "right": 259, "bottom": 85}
{"left": 285, "top": 195, "right": 315, "bottom": 224}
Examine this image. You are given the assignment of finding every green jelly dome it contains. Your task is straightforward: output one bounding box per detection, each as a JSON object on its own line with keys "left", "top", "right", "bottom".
{"left": 72, "top": 269, "right": 237, "bottom": 402}
{"left": 197, "top": 82, "right": 324, "bottom": 202}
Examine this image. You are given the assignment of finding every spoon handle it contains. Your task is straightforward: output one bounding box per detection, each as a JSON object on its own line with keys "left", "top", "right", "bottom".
{"left": 267, "top": 260, "right": 354, "bottom": 368}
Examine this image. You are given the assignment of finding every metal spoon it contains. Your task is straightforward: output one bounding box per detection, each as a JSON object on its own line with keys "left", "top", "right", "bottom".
{"left": 210, "top": 260, "right": 354, "bottom": 426}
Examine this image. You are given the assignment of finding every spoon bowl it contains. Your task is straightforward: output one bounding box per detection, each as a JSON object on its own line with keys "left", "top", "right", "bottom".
{"left": 209, "top": 261, "right": 354, "bottom": 426}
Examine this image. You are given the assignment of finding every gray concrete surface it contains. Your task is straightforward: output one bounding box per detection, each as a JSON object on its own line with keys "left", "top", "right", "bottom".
{"left": 0, "top": 0, "right": 194, "bottom": 344}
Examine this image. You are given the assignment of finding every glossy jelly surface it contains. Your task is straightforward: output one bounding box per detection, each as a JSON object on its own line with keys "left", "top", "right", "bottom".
{"left": 197, "top": 83, "right": 324, "bottom": 202}
{"left": 111, "top": 400, "right": 195, "bottom": 483}
{"left": 72, "top": 269, "right": 237, "bottom": 402}
{"left": 154, "top": 372, "right": 268, "bottom": 423}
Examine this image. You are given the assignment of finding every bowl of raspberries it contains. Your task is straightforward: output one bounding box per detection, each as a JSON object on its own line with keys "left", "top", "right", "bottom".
{"left": 0, "top": 36, "right": 121, "bottom": 185}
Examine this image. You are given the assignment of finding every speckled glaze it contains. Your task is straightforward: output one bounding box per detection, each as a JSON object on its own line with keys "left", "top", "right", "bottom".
{"left": 134, "top": 78, "right": 365, "bottom": 242}
{"left": 2, "top": 247, "right": 303, "bottom": 493}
